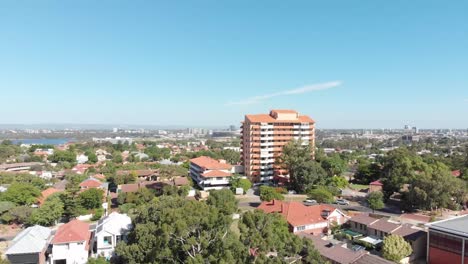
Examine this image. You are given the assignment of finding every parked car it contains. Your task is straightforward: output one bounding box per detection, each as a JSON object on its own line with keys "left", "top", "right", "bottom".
{"left": 304, "top": 199, "right": 318, "bottom": 205}
{"left": 334, "top": 199, "right": 349, "bottom": 205}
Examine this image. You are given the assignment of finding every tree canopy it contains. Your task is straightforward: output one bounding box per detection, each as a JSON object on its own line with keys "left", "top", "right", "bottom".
{"left": 207, "top": 189, "right": 238, "bottom": 216}
{"left": 367, "top": 191, "right": 385, "bottom": 213}
{"left": 382, "top": 235, "right": 413, "bottom": 262}
{"left": 259, "top": 186, "right": 284, "bottom": 202}
{"left": 0, "top": 183, "right": 41, "bottom": 205}
{"left": 277, "top": 140, "right": 327, "bottom": 193}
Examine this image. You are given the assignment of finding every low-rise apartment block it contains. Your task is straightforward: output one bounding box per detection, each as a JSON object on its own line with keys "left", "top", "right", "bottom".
{"left": 189, "top": 156, "right": 235, "bottom": 190}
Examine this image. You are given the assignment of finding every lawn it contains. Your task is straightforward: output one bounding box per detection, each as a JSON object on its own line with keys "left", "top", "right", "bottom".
{"left": 349, "top": 184, "right": 369, "bottom": 191}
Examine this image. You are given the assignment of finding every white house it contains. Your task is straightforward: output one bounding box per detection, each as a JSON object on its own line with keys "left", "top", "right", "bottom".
{"left": 189, "top": 156, "right": 235, "bottom": 190}
{"left": 50, "top": 220, "right": 90, "bottom": 264}
{"left": 76, "top": 154, "right": 89, "bottom": 164}
{"left": 93, "top": 212, "right": 132, "bottom": 259}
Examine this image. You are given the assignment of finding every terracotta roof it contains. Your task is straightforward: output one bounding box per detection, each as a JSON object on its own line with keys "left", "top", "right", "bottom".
{"left": 190, "top": 156, "right": 232, "bottom": 170}
{"left": 52, "top": 220, "right": 90, "bottom": 244}
{"left": 93, "top": 173, "right": 106, "bottom": 180}
{"left": 202, "top": 170, "right": 233, "bottom": 178}
{"left": 79, "top": 178, "right": 102, "bottom": 188}
{"left": 257, "top": 200, "right": 340, "bottom": 227}
{"left": 38, "top": 187, "right": 62, "bottom": 205}
{"left": 245, "top": 114, "right": 315, "bottom": 124}
{"left": 369, "top": 180, "right": 383, "bottom": 186}
{"left": 173, "top": 177, "right": 190, "bottom": 186}
{"left": 349, "top": 214, "right": 380, "bottom": 226}
{"left": 119, "top": 183, "right": 139, "bottom": 193}
{"left": 451, "top": 170, "right": 461, "bottom": 177}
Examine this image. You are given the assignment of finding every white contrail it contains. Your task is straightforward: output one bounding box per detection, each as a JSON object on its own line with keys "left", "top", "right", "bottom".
{"left": 226, "top": 81, "right": 342, "bottom": 105}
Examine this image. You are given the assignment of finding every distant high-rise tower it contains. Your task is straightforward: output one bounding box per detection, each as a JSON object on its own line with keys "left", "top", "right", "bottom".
{"left": 241, "top": 110, "right": 315, "bottom": 183}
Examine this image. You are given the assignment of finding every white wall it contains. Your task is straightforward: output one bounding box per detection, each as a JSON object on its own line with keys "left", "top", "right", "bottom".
{"left": 51, "top": 242, "right": 88, "bottom": 264}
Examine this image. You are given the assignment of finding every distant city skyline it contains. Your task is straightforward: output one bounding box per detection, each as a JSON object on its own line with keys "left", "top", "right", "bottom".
{"left": 0, "top": 1, "right": 467, "bottom": 128}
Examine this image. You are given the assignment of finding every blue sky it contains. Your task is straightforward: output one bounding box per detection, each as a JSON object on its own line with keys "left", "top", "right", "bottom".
{"left": 0, "top": 1, "right": 467, "bottom": 128}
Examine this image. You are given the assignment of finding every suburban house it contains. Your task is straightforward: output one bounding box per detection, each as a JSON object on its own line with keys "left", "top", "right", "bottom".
{"left": 189, "top": 156, "right": 235, "bottom": 190}
{"left": 257, "top": 200, "right": 349, "bottom": 234}
{"left": 299, "top": 233, "right": 393, "bottom": 264}
{"left": 93, "top": 212, "right": 132, "bottom": 259}
{"left": 5, "top": 225, "right": 51, "bottom": 264}
{"left": 368, "top": 180, "right": 383, "bottom": 193}
{"left": 79, "top": 177, "right": 104, "bottom": 190}
{"left": 348, "top": 214, "right": 427, "bottom": 261}
{"left": 116, "top": 169, "right": 159, "bottom": 181}
{"left": 76, "top": 154, "right": 89, "bottom": 164}
{"left": 49, "top": 220, "right": 91, "bottom": 264}
{"left": 426, "top": 215, "right": 468, "bottom": 264}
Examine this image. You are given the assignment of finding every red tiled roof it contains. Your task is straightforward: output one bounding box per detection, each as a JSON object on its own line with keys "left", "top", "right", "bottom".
{"left": 119, "top": 183, "right": 139, "bottom": 193}
{"left": 245, "top": 111, "right": 315, "bottom": 124}
{"left": 369, "top": 180, "right": 383, "bottom": 186}
{"left": 190, "top": 156, "right": 232, "bottom": 170}
{"left": 38, "top": 187, "right": 62, "bottom": 205}
{"left": 52, "top": 220, "right": 90, "bottom": 244}
{"left": 257, "top": 200, "right": 338, "bottom": 227}
{"left": 202, "top": 170, "right": 233, "bottom": 178}
{"left": 79, "top": 178, "right": 102, "bottom": 188}
{"left": 93, "top": 173, "right": 106, "bottom": 180}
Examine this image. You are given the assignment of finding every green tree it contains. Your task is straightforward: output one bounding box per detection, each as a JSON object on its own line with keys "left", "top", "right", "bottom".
{"left": 328, "top": 176, "right": 349, "bottom": 189}
{"left": 219, "top": 149, "right": 241, "bottom": 164}
{"left": 207, "top": 189, "right": 238, "bottom": 215}
{"left": 86, "top": 151, "right": 98, "bottom": 164}
{"left": 381, "top": 148, "right": 427, "bottom": 199}
{"left": 382, "top": 234, "right": 413, "bottom": 262}
{"left": 354, "top": 160, "right": 381, "bottom": 184}
{"left": 277, "top": 140, "right": 326, "bottom": 193}
{"left": 230, "top": 176, "right": 252, "bottom": 194}
{"left": 404, "top": 162, "right": 467, "bottom": 211}
{"left": 0, "top": 206, "right": 34, "bottom": 224}
{"left": 112, "top": 151, "right": 123, "bottom": 163}
{"left": 321, "top": 154, "right": 347, "bottom": 177}
{"left": 78, "top": 188, "right": 104, "bottom": 209}
{"left": 59, "top": 192, "right": 87, "bottom": 219}
{"left": 87, "top": 257, "right": 108, "bottom": 264}
{"left": 367, "top": 191, "right": 385, "bottom": 213}
{"left": 115, "top": 196, "right": 247, "bottom": 263}
{"left": 49, "top": 150, "right": 76, "bottom": 163}
{"left": 307, "top": 186, "right": 334, "bottom": 203}
{"left": 239, "top": 210, "right": 325, "bottom": 263}
{"left": 0, "top": 201, "right": 16, "bottom": 214}
{"left": 0, "top": 183, "right": 40, "bottom": 205}
{"left": 259, "top": 186, "right": 284, "bottom": 202}
{"left": 28, "top": 196, "right": 64, "bottom": 226}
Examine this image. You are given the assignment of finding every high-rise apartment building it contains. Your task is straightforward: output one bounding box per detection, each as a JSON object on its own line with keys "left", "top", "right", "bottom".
{"left": 241, "top": 110, "right": 315, "bottom": 182}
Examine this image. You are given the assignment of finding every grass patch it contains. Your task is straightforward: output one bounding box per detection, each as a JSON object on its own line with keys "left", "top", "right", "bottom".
{"left": 230, "top": 219, "right": 240, "bottom": 238}
{"left": 349, "top": 184, "right": 368, "bottom": 191}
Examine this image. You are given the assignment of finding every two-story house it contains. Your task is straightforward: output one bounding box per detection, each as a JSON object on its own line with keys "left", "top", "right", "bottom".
{"left": 92, "top": 212, "right": 132, "bottom": 259}
{"left": 189, "top": 156, "right": 235, "bottom": 190}
{"left": 49, "top": 220, "right": 91, "bottom": 264}
{"left": 258, "top": 200, "right": 349, "bottom": 234}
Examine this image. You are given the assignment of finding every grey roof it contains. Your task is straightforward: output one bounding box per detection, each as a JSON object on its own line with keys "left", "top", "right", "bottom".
{"left": 427, "top": 215, "right": 468, "bottom": 237}
{"left": 6, "top": 225, "right": 51, "bottom": 255}
{"left": 300, "top": 233, "right": 367, "bottom": 264}
{"left": 352, "top": 254, "right": 394, "bottom": 264}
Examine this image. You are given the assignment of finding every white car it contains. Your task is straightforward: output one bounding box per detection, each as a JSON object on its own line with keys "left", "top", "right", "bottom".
{"left": 304, "top": 199, "right": 317, "bottom": 205}
{"left": 335, "top": 199, "right": 349, "bottom": 205}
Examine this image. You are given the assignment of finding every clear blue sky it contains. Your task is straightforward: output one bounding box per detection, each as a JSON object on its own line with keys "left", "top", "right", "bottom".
{"left": 0, "top": 1, "right": 467, "bottom": 128}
